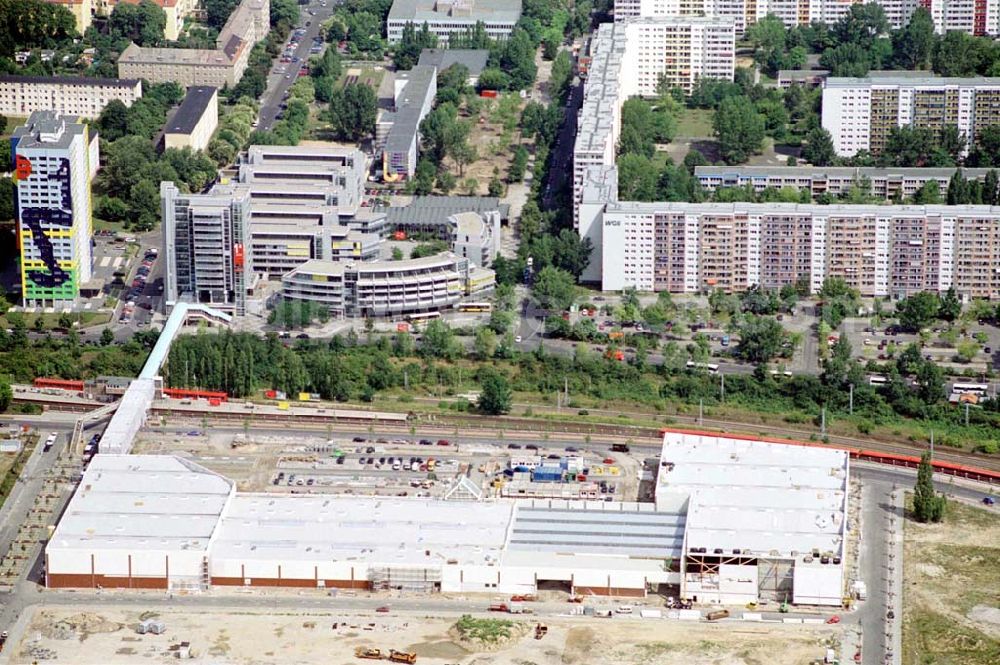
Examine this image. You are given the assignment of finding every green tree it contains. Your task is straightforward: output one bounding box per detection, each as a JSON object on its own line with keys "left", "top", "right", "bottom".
{"left": 735, "top": 315, "right": 788, "bottom": 364}
{"left": 110, "top": 0, "right": 166, "bottom": 45}
{"left": 932, "top": 30, "right": 985, "bottom": 77}
{"left": 892, "top": 8, "right": 935, "bottom": 70}
{"left": 478, "top": 370, "right": 512, "bottom": 415}
{"left": 393, "top": 22, "right": 436, "bottom": 70}
{"left": 97, "top": 99, "right": 130, "bottom": 142}
{"left": 0, "top": 177, "right": 14, "bottom": 222}
{"left": 938, "top": 286, "right": 961, "bottom": 322}
{"left": 100, "top": 327, "right": 115, "bottom": 346}
{"left": 802, "top": 126, "right": 836, "bottom": 166}
{"left": 897, "top": 291, "right": 941, "bottom": 331}
{"left": 746, "top": 15, "right": 789, "bottom": 77}
{"left": 508, "top": 145, "right": 529, "bottom": 183}
{"left": 0, "top": 377, "right": 11, "bottom": 412}
{"left": 912, "top": 179, "right": 942, "bottom": 204}
{"left": 205, "top": 0, "right": 239, "bottom": 29}
{"left": 531, "top": 266, "right": 577, "bottom": 311}
{"left": 473, "top": 326, "right": 498, "bottom": 359}
{"left": 913, "top": 451, "right": 946, "bottom": 523}
{"left": 915, "top": 359, "right": 944, "bottom": 404}
{"left": 329, "top": 83, "right": 377, "bottom": 141}
{"left": 714, "top": 96, "right": 765, "bottom": 164}
{"left": 419, "top": 319, "right": 458, "bottom": 359}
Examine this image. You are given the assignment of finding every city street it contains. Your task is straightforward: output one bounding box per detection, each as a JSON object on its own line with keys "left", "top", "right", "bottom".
{"left": 258, "top": 0, "right": 338, "bottom": 131}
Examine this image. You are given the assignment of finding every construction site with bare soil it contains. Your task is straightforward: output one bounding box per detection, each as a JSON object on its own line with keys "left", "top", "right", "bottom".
{"left": 9, "top": 605, "right": 842, "bottom": 665}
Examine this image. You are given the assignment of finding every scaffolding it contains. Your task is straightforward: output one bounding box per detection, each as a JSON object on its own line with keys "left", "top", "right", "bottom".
{"left": 368, "top": 566, "right": 442, "bottom": 593}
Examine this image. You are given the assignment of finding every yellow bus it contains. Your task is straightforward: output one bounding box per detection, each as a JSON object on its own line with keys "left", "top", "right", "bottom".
{"left": 455, "top": 302, "right": 493, "bottom": 313}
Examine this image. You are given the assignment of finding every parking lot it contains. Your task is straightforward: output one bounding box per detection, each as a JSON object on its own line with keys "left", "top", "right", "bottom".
{"left": 131, "top": 428, "right": 644, "bottom": 502}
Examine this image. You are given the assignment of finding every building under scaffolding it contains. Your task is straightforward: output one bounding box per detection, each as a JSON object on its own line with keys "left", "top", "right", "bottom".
{"left": 46, "top": 432, "right": 848, "bottom": 605}
{"left": 656, "top": 431, "right": 850, "bottom": 606}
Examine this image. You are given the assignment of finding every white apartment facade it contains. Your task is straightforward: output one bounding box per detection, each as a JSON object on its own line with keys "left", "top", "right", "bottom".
{"left": 0, "top": 76, "right": 142, "bottom": 120}
{"left": 614, "top": 0, "right": 1000, "bottom": 34}
{"left": 589, "top": 198, "right": 1000, "bottom": 299}
{"left": 12, "top": 112, "right": 96, "bottom": 305}
{"left": 572, "top": 17, "right": 735, "bottom": 281}
{"left": 822, "top": 76, "right": 1000, "bottom": 157}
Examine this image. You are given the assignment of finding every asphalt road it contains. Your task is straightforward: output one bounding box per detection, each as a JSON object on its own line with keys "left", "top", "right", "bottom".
{"left": 258, "top": 0, "right": 337, "bottom": 132}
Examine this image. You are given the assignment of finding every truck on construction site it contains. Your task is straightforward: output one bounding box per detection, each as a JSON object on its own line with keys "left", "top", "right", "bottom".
{"left": 354, "top": 647, "right": 382, "bottom": 659}
{"left": 665, "top": 597, "right": 693, "bottom": 610}
{"left": 488, "top": 602, "right": 531, "bottom": 614}
{"left": 510, "top": 594, "right": 536, "bottom": 602}
{"left": 389, "top": 650, "right": 417, "bottom": 663}
{"left": 706, "top": 609, "right": 730, "bottom": 621}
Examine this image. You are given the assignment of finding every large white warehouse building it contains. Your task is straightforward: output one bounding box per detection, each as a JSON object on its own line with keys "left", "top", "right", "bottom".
{"left": 46, "top": 432, "right": 848, "bottom": 605}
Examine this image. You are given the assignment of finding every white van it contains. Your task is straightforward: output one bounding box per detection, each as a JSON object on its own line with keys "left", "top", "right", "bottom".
{"left": 615, "top": 605, "right": 634, "bottom": 615}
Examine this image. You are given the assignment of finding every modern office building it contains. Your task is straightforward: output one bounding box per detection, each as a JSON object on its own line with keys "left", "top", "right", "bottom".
{"left": 0, "top": 76, "right": 142, "bottom": 119}
{"left": 694, "top": 166, "right": 998, "bottom": 201}
{"left": 12, "top": 112, "right": 97, "bottom": 305}
{"left": 237, "top": 145, "right": 373, "bottom": 229}
{"left": 281, "top": 253, "right": 495, "bottom": 317}
{"left": 573, "top": 17, "right": 735, "bottom": 280}
{"left": 245, "top": 199, "right": 381, "bottom": 279}
{"left": 386, "top": 0, "right": 522, "bottom": 44}
{"left": 448, "top": 210, "right": 501, "bottom": 267}
{"left": 614, "top": 0, "right": 1000, "bottom": 35}
{"left": 822, "top": 75, "right": 1000, "bottom": 157}
{"left": 117, "top": 0, "right": 269, "bottom": 87}
{"left": 163, "top": 86, "right": 218, "bottom": 152}
{"left": 162, "top": 182, "right": 251, "bottom": 315}
{"left": 584, "top": 194, "right": 1000, "bottom": 298}
{"left": 380, "top": 65, "right": 437, "bottom": 181}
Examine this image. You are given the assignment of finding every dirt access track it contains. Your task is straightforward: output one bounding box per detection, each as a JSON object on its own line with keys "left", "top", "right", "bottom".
{"left": 11, "top": 606, "right": 840, "bottom": 665}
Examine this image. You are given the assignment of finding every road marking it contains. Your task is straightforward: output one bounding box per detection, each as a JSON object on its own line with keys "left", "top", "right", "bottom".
{"left": 99, "top": 256, "right": 111, "bottom": 268}
{"left": 113, "top": 257, "right": 124, "bottom": 268}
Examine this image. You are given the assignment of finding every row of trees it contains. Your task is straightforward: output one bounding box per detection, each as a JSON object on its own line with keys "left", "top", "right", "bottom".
{"left": 158, "top": 313, "right": 1000, "bottom": 453}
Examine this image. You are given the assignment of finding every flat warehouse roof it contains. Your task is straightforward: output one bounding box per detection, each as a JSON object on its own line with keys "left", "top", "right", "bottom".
{"left": 658, "top": 431, "right": 849, "bottom": 558}
{"left": 508, "top": 506, "right": 685, "bottom": 558}
{"left": 213, "top": 494, "right": 515, "bottom": 565}
{"left": 47, "top": 455, "right": 232, "bottom": 552}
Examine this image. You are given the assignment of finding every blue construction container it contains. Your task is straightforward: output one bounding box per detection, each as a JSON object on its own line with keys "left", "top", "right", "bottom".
{"left": 531, "top": 466, "right": 564, "bottom": 483}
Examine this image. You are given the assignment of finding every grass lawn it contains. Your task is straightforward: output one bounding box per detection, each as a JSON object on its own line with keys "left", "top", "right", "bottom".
{"left": 336, "top": 66, "right": 385, "bottom": 91}
{"left": 902, "top": 498, "right": 1000, "bottom": 665}
{"left": 675, "top": 108, "right": 715, "bottom": 138}
{"left": 92, "top": 217, "right": 123, "bottom": 233}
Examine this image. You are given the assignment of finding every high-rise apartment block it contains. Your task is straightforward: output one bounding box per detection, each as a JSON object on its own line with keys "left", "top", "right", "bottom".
{"left": 589, "top": 198, "right": 1000, "bottom": 299}
{"left": 573, "top": 17, "right": 735, "bottom": 280}
{"left": 822, "top": 76, "right": 1000, "bottom": 157}
{"left": 162, "top": 182, "right": 251, "bottom": 316}
{"left": 615, "top": 0, "right": 1000, "bottom": 34}
{"left": 12, "top": 112, "right": 97, "bottom": 305}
